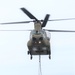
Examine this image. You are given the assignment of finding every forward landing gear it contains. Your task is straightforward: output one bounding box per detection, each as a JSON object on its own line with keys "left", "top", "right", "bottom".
{"left": 27, "top": 51, "right": 30, "bottom": 55}
{"left": 30, "top": 55, "right": 32, "bottom": 60}
{"left": 27, "top": 51, "right": 51, "bottom": 59}
{"left": 49, "top": 55, "right": 51, "bottom": 59}
{"left": 27, "top": 51, "right": 33, "bottom": 59}
{"left": 47, "top": 50, "right": 51, "bottom": 59}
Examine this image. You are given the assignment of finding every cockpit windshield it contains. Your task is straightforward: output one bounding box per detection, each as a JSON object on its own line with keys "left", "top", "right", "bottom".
{"left": 30, "top": 30, "right": 47, "bottom": 39}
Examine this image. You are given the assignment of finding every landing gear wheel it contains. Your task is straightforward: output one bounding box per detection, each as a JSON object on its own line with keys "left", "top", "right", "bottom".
{"left": 49, "top": 55, "right": 51, "bottom": 59}
{"left": 30, "top": 55, "right": 32, "bottom": 60}
{"left": 27, "top": 51, "right": 30, "bottom": 55}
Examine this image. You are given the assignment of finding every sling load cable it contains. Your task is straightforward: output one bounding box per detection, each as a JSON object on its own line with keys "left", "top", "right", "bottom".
{"left": 38, "top": 55, "right": 42, "bottom": 75}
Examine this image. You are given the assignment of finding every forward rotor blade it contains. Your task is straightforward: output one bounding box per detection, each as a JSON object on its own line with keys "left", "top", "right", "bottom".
{"left": 48, "top": 18, "right": 75, "bottom": 21}
{"left": 42, "top": 14, "right": 50, "bottom": 28}
{"left": 21, "top": 8, "right": 39, "bottom": 21}
{"left": 0, "top": 30, "right": 32, "bottom": 31}
{"left": 44, "top": 29, "right": 75, "bottom": 32}
{"left": 0, "top": 21, "right": 34, "bottom": 25}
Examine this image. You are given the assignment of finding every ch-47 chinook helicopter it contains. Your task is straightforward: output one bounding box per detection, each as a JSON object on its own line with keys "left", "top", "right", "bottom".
{"left": 1, "top": 7, "right": 75, "bottom": 59}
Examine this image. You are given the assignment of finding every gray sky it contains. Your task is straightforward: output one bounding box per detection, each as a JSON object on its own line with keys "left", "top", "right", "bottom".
{"left": 0, "top": 0, "right": 75, "bottom": 75}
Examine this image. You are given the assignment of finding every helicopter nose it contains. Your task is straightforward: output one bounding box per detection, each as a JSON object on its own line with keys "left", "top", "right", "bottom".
{"left": 32, "top": 37, "right": 43, "bottom": 45}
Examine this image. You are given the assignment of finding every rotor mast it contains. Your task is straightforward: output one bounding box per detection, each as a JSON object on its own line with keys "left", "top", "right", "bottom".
{"left": 34, "top": 21, "right": 41, "bottom": 31}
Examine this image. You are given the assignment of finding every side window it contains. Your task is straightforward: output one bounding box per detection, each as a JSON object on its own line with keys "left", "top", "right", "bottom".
{"left": 42, "top": 30, "right": 46, "bottom": 38}
{"left": 46, "top": 31, "right": 51, "bottom": 39}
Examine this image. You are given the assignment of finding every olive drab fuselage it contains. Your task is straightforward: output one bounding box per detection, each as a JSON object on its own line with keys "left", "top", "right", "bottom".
{"left": 27, "top": 22, "right": 51, "bottom": 59}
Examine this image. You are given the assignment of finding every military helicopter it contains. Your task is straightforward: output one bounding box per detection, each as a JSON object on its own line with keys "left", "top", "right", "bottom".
{"left": 1, "top": 7, "right": 75, "bottom": 59}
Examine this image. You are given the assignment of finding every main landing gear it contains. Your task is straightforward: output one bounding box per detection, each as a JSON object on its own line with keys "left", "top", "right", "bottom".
{"left": 27, "top": 51, "right": 33, "bottom": 60}
{"left": 27, "top": 51, "right": 51, "bottom": 60}
{"left": 49, "top": 55, "right": 51, "bottom": 59}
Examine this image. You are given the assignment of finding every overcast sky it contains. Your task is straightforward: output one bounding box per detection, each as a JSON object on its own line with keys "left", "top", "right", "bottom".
{"left": 0, "top": 0, "right": 75, "bottom": 75}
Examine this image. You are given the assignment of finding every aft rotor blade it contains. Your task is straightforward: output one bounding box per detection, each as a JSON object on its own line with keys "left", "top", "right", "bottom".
{"left": 44, "top": 29, "right": 75, "bottom": 32}
{"left": 21, "top": 8, "right": 39, "bottom": 21}
{"left": 42, "top": 14, "right": 50, "bottom": 28}
{"left": 48, "top": 18, "right": 75, "bottom": 21}
{"left": 0, "top": 21, "right": 34, "bottom": 24}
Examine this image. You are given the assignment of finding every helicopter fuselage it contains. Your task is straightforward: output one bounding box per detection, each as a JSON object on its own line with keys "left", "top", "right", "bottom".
{"left": 27, "top": 28, "right": 51, "bottom": 59}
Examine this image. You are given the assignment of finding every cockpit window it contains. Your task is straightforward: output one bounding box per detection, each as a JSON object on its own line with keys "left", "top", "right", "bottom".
{"left": 30, "top": 30, "right": 48, "bottom": 39}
